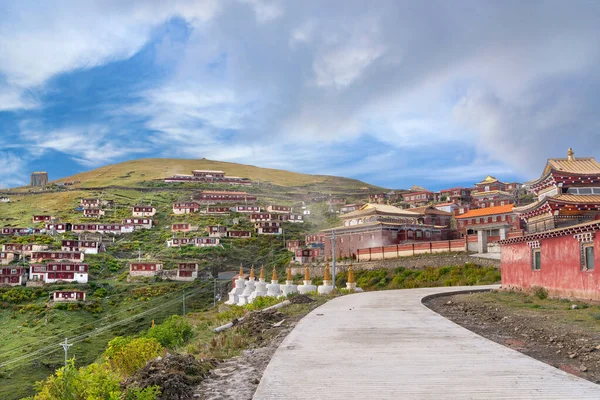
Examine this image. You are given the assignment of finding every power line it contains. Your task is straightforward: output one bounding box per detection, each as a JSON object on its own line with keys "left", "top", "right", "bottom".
{"left": 0, "top": 286, "right": 211, "bottom": 370}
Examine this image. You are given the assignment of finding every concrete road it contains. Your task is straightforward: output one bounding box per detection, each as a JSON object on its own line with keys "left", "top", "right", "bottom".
{"left": 254, "top": 285, "right": 600, "bottom": 399}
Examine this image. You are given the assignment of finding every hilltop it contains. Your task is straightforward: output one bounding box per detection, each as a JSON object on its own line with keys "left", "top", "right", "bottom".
{"left": 47, "top": 158, "right": 382, "bottom": 190}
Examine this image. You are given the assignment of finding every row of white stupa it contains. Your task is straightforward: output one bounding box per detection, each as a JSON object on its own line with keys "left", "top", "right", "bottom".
{"left": 225, "top": 264, "right": 361, "bottom": 306}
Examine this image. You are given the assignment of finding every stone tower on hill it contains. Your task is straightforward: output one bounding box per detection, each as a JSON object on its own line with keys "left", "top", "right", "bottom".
{"left": 30, "top": 171, "right": 48, "bottom": 187}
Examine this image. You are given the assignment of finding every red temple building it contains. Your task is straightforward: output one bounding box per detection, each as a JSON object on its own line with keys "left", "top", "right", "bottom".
{"left": 321, "top": 203, "right": 443, "bottom": 260}
{"left": 499, "top": 149, "right": 600, "bottom": 300}
{"left": 471, "top": 176, "right": 519, "bottom": 208}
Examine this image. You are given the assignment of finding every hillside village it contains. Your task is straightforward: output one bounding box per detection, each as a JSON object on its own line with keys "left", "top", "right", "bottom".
{"left": 2, "top": 150, "right": 600, "bottom": 397}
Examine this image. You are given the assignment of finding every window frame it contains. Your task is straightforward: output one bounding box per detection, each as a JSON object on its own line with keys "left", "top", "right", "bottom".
{"left": 532, "top": 249, "right": 541, "bottom": 271}
{"left": 581, "top": 243, "right": 595, "bottom": 271}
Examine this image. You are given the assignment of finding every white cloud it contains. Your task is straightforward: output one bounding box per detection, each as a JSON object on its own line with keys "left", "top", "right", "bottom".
{"left": 241, "top": 0, "right": 284, "bottom": 23}
{"left": 0, "top": 153, "right": 27, "bottom": 188}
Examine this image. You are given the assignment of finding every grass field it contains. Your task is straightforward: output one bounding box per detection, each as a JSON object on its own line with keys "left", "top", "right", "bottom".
{"left": 34, "top": 158, "right": 384, "bottom": 190}
{"left": 0, "top": 280, "right": 214, "bottom": 399}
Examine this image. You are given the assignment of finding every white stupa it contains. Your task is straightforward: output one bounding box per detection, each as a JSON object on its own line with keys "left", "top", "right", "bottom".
{"left": 281, "top": 266, "right": 298, "bottom": 297}
{"left": 237, "top": 265, "right": 256, "bottom": 306}
{"left": 225, "top": 265, "right": 246, "bottom": 305}
{"left": 317, "top": 264, "right": 334, "bottom": 295}
{"left": 345, "top": 264, "right": 363, "bottom": 292}
{"left": 297, "top": 264, "right": 317, "bottom": 294}
{"left": 266, "top": 267, "right": 281, "bottom": 297}
{"left": 249, "top": 265, "right": 268, "bottom": 303}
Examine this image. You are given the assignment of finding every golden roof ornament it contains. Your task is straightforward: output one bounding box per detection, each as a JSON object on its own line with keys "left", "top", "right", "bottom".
{"left": 271, "top": 267, "right": 277, "bottom": 281}
{"left": 568, "top": 148, "right": 575, "bottom": 161}
{"left": 239, "top": 264, "right": 244, "bottom": 276}
{"left": 304, "top": 265, "right": 310, "bottom": 281}
{"left": 287, "top": 266, "right": 292, "bottom": 281}
{"left": 348, "top": 264, "right": 355, "bottom": 284}
{"left": 249, "top": 265, "right": 255, "bottom": 279}
{"left": 324, "top": 263, "right": 331, "bottom": 281}
{"left": 259, "top": 265, "right": 265, "bottom": 280}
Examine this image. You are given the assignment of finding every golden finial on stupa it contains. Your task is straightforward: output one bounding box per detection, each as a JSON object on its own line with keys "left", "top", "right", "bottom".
{"left": 568, "top": 148, "right": 575, "bottom": 161}
{"left": 250, "top": 265, "right": 255, "bottom": 279}
{"left": 287, "top": 266, "right": 292, "bottom": 281}
{"left": 271, "top": 267, "right": 277, "bottom": 281}
{"left": 239, "top": 264, "right": 244, "bottom": 276}
{"left": 304, "top": 265, "right": 310, "bottom": 281}
{"left": 324, "top": 264, "right": 331, "bottom": 281}
{"left": 259, "top": 265, "right": 265, "bottom": 280}
{"left": 348, "top": 264, "right": 355, "bottom": 284}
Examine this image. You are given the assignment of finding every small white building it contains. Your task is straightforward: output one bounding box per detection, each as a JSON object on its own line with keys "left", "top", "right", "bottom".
{"left": 129, "top": 262, "right": 163, "bottom": 277}
{"left": 132, "top": 205, "right": 157, "bottom": 217}
{"left": 52, "top": 291, "right": 86, "bottom": 302}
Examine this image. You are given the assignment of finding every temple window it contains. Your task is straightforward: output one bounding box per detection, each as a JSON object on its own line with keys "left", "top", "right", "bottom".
{"left": 532, "top": 249, "right": 541, "bottom": 271}
{"left": 581, "top": 244, "right": 595, "bottom": 271}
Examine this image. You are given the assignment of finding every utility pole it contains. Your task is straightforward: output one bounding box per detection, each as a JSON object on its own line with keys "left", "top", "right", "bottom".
{"left": 331, "top": 230, "right": 336, "bottom": 290}
{"left": 60, "top": 338, "right": 72, "bottom": 367}
{"left": 213, "top": 278, "right": 217, "bottom": 307}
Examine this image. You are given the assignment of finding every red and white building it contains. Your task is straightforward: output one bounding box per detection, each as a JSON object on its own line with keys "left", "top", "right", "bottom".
{"left": 435, "top": 187, "right": 472, "bottom": 204}
{"left": 208, "top": 226, "right": 228, "bottom": 238}
{"left": 340, "top": 204, "right": 362, "bottom": 214}
{"left": 122, "top": 218, "right": 153, "bottom": 230}
{"left": 234, "top": 205, "right": 261, "bottom": 213}
{"left": 227, "top": 230, "right": 251, "bottom": 238}
{"left": 84, "top": 208, "right": 105, "bottom": 218}
{"left": 0, "top": 252, "right": 15, "bottom": 265}
{"left": 2, "top": 243, "right": 49, "bottom": 256}
{"left": 30, "top": 251, "right": 85, "bottom": 263}
{"left": 30, "top": 263, "right": 89, "bottom": 283}
{"left": 175, "top": 263, "right": 199, "bottom": 281}
{"left": 321, "top": 204, "right": 443, "bottom": 260}
{"left": 164, "top": 170, "right": 252, "bottom": 185}
{"left": 52, "top": 291, "right": 86, "bottom": 302}
{"left": 167, "top": 237, "right": 196, "bottom": 247}
{"left": 32, "top": 215, "right": 52, "bottom": 223}
{"left": 266, "top": 205, "right": 291, "bottom": 214}
{"left": 45, "top": 223, "right": 71, "bottom": 233}
{"left": 255, "top": 221, "right": 282, "bottom": 235}
{"left": 1, "top": 227, "right": 43, "bottom": 235}
{"left": 195, "top": 191, "right": 256, "bottom": 204}
{"left": 403, "top": 191, "right": 435, "bottom": 206}
{"left": 204, "top": 206, "right": 230, "bottom": 215}
{"left": 250, "top": 213, "right": 274, "bottom": 222}
{"left": 132, "top": 205, "right": 156, "bottom": 217}
{"left": 455, "top": 204, "right": 522, "bottom": 253}
{"left": 0, "top": 267, "right": 27, "bottom": 286}
{"left": 369, "top": 193, "right": 386, "bottom": 204}
{"left": 278, "top": 214, "right": 304, "bottom": 223}
{"left": 498, "top": 149, "right": 600, "bottom": 300}
{"left": 305, "top": 234, "right": 325, "bottom": 245}
{"left": 471, "top": 176, "right": 517, "bottom": 208}
{"left": 195, "top": 237, "right": 220, "bottom": 247}
{"left": 286, "top": 240, "right": 306, "bottom": 253}
{"left": 71, "top": 224, "right": 124, "bottom": 235}
{"left": 173, "top": 202, "right": 200, "bottom": 214}
{"left": 80, "top": 198, "right": 103, "bottom": 209}
{"left": 61, "top": 240, "right": 102, "bottom": 254}
{"left": 294, "top": 248, "right": 323, "bottom": 263}
{"left": 129, "top": 262, "right": 163, "bottom": 277}
{"left": 172, "top": 223, "right": 197, "bottom": 233}
{"left": 434, "top": 202, "right": 460, "bottom": 214}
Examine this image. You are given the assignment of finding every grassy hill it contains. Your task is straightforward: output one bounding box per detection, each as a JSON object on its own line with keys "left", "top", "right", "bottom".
{"left": 48, "top": 158, "right": 381, "bottom": 190}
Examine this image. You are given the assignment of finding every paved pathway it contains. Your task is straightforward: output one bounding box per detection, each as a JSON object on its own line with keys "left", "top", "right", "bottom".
{"left": 254, "top": 285, "right": 600, "bottom": 399}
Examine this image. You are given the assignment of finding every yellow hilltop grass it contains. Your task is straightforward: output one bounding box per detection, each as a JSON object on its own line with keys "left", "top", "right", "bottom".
{"left": 47, "top": 158, "right": 379, "bottom": 189}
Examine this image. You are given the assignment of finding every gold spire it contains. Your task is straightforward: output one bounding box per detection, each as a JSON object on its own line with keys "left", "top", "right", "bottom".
{"left": 239, "top": 264, "right": 243, "bottom": 276}
{"left": 271, "top": 267, "right": 277, "bottom": 281}
{"left": 249, "top": 265, "right": 255, "bottom": 279}
{"left": 287, "top": 266, "right": 292, "bottom": 281}
{"left": 324, "top": 264, "right": 331, "bottom": 281}
{"left": 259, "top": 265, "right": 265, "bottom": 280}
{"left": 304, "top": 265, "right": 310, "bottom": 281}
{"left": 568, "top": 148, "right": 575, "bottom": 161}
{"left": 347, "top": 264, "right": 355, "bottom": 284}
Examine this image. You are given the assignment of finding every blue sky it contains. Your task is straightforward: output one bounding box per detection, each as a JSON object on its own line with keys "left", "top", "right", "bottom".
{"left": 1, "top": 1, "right": 600, "bottom": 190}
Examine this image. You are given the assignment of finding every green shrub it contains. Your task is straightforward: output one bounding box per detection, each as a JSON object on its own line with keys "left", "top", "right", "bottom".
{"left": 533, "top": 286, "right": 548, "bottom": 300}
{"left": 145, "top": 315, "right": 193, "bottom": 349}
{"left": 104, "top": 337, "right": 163, "bottom": 376}
{"left": 244, "top": 296, "right": 281, "bottom": 311}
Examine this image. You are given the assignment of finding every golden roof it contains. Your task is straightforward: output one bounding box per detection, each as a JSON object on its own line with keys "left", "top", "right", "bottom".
{"left": 544, "top": 157, "right": 600, "bottom": 175}
{"left": 477, "top": 175, "right": 499, "bottom": 185}
{"left": 471, "top": 190, "right": 512, "bottom": 197}
{"left": 341, "top": 203, "right": 420, "bottom": 220}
